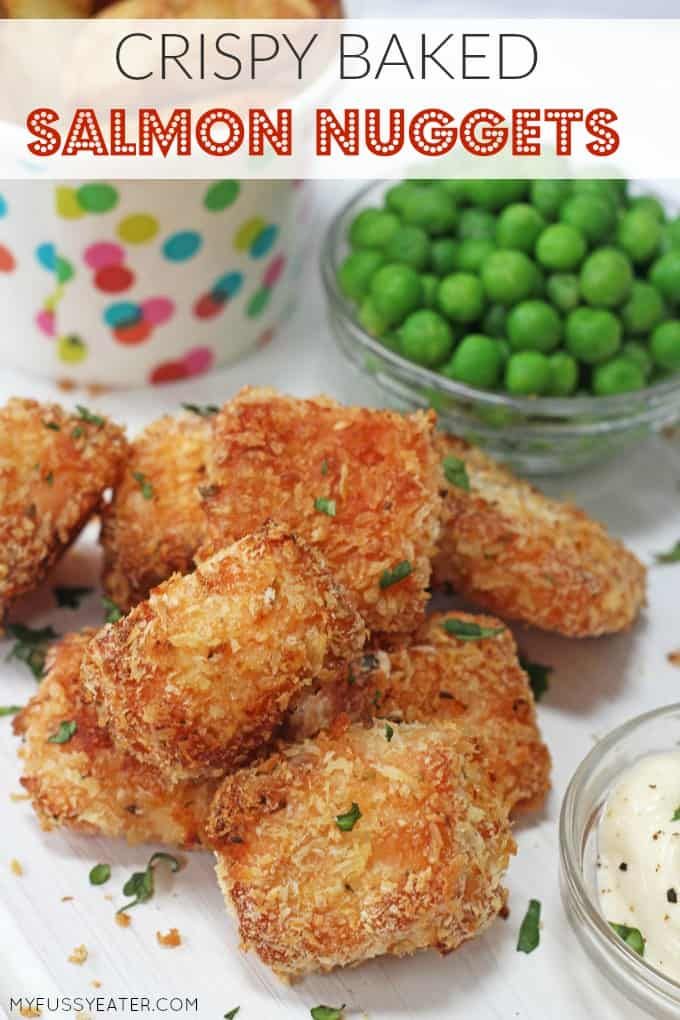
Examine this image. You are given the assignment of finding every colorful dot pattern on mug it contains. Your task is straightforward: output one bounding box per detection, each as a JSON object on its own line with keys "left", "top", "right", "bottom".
{"left": 163, "top": 231, "right": 202, "bottom": 262}
{"left": 84, "top": 241, "right": 135, "bottom": 294}
{"left": 149, "top": 345, "right": 214, "bottom": 384}
{"left": 234, "top": 217, "right": 279, "bottom": 258}
{"left": 0, "top": 244, "right": 16, "bottom": 273}
{"left": 117, "top": 214, "right": 159, "bottom": 245}
{"left": 104, "top": 296, "right": 175, "bottom": 345}
{"left": 58, "top": 334, "right": 87, "bottom": 364}
{"left": 0, "top": 195, "right": 7, "bottom": 218}
{"left": 56, "top": 184, "right": 119, "bottom": 220}
{"left": 246, "top": 253, "right": 287, "bottom": 318}
{"left": 194, "top": 270, "right": 244, "bottom": 320}
{"left": 204, "top": 180, "right": 240, "bottom": 212}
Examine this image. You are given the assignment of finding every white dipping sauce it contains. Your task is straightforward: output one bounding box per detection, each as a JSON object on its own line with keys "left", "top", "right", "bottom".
{"left": 598, "top": 751, "right": 680, "bottom": 981}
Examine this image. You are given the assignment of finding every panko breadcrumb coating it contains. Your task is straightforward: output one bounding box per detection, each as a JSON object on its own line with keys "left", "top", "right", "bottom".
{"left": 285, "top": 611, "right": 550, "bottom": 814}
{"left": 83, "top": 523, "right": 366, "bottom": 783}
{"left": 208, "top": 719, "right": 515, "bottom": 979}
{"left": 200, "top": 388, "right": 443, "bottom": 635}
{"left": 14, "top": 631, "right": 217, "bottom": 848}
{"left": 0, "top": 398, "right": 127, "bottom": 618}
{"left": 101, "top": 413, "right": 210, "bottom": 611}
{"left": 433, "top": 435, "right": 646, "bottom": 637}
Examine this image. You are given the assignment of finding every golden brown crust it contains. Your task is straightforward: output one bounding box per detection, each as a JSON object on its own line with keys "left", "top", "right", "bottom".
{"left": 285, "top": 611, "right": 551, "bottom": 814}
{"left": 100, "top": 413, "right": 210, "bottom": 611}
{"left": 83, "top": 523, "right": 366, "bottom": 783}
{"left": 208, "top": 720, "right": 515, "bottom": 979}
{"left": 97, "top": 0, "right": 332, "bottom": 15}
{"left": 14, "top": 632, "right": 217, "bottom": 848}
{"left": 200, "top": 388, "right": 444, "bottom": 635}
{"left": 433, "top": 435, "right": 647, "bottom": 637}
{"left": 0, "top": 398, "right": 127, "bottom": 618}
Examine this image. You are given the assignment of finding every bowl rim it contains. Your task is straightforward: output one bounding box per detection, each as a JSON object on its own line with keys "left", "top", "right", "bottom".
{"left": 559, "top": 702, "right": 680, "bottom": 1011}
{"left": 321, "top": 180, "right": 680, "bottom": 422}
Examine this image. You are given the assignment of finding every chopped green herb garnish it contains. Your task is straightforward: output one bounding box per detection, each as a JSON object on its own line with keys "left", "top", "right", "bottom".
{"left": 117, "top": 852, "right": 181, "bottom": 913}
{"left": 321, "top": 459, "right": 329, "bottom": 476}
{"left": 76, "top": 405, "right": 104, "bottom": 427}
{"left": 335, "top": 803, "right": 362, "bottom": 832}
{"left": 379, "top": 560, "right": 412, "bottom": 589}
{"left": 385, "top": 723, "right": 394, "bottom": 742}
{"left": 672, "top": 806, "right": 680, "bottom": 822}
{"left": 0, "top": 705, "right": 22, "bottom": 718}
{"left": 656, "top": 541, "right": 680, "bottom": 564}
{"left": 54, "top": 586, "right": 92, "bottom": 609}
{"left": 517, "top": 898, "right": 541, "bottom": 954}
{"left": 442, "top": 454, "right": 470, "bottom": 491}
{"left": 6, "top": 624, "right": 59, "bottom": 679}
{"left": 311, "top": 1006, "right": 345, "bottom": 1020}
{"left": 361, "top": 653, "right": 379, "bottom": 672}
{"left": 610, "top": 922, "right": 645, "bottom": 956}
{"left": 45, "top": 471, "right": 54, "bottom": 486}
{"left": 181, "top": 402, "right": 219, "bottom": 417}
{"left": 347, "top": 669, "right": 356, "bottom": 686}
{"left": 373, "top": 690, "right": 382, "bottom": 707}
{"left": 102, "top": 597, "right": 123, "bottom": 624}
{"left": 89, "top": 863, "right": 111, "bottom": 886}
{"left": 47, "top": 720, "right": 77, "bottom": 744}
{"left": 71, "top": 425, "right": 84, "bottom": 440}
{"left": 667, "top": 888, "right": 677, "bottom": 904}
{"left": 43, "top": 420, "right": 61, "bottom": 432}
{"left": 224, "top": 1010, "right": 240, "bottom": 1020}
{"left": 132, "top": 470, "right": 154, "bottom": 500}
{"left": 442, "top": 618, "right": 505, "bottom": 642}
{"left": 314, "top": 497, "right": 336, "bottom": 517}
{"left": 519, "top": 657, "right": 552, "bottom": 702}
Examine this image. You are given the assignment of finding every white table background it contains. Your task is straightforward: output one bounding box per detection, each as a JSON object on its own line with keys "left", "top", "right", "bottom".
{"left": 0, "top": 170, "right": 679, "bottom": 1020}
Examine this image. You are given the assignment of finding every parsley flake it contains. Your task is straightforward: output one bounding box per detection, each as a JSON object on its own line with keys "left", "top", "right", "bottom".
{"left": 519, "top": 657, "right": 552, "bottom": 702}
{"left": 54, "top": 585, "right": 92, "bottom": 609}
{"left": 43, "top": 420, "right": 61, "bottom": 432}
{"left": 335, "top": 803, "right": 362, "bottom": 832}
{"left": 48, "top": 720, "right": 77, "bottom": 744}
{"left": 667, "top": 888, "right": 677, "bottom": 904}
{"left": 379, "top": 560, "right": 412, "bottom": 589}
{"left": 89, "top": 863, "right": 111, "bottom": 886}
{"left": 71, "top": 425, "right": 84, "bottom": 440}
{"left": 45, "top": 471, "right": 54, "bottom": 486}
{"left": 0, "top": 705, "right": 22, "bottom": 718}
{"left": 311, "top": 1006, "right": 345, "bottom": 1020}
{"left": 385, "top": 723, "right": 394, "bottom": 742}
{"left": 610, "top": 922, "right": 645, "bottom": 956}
{"left": 517, "top": 898, "right": 541, "bottom": 954}
{"left": 672, "top": 806, "right": 680, "bottom": 822}
{"left": 442, "top": 618, "right": 505, "bottom": 642}
{"left": 132, "top": 471, "right": 154, "bottom": 500}
{"left": 6, "top": 623, "right": 59, "bottom": 679}
{"left": 76, "top": 405, "right": 105, "bottom": 427}
{"left": 442, "top": 454, "right": 470, "bottom": 491}
{"left": 224, "top": 1010, "right": 240, "bottom": 1020}
{"left": 181, "top": 402, "right": 219, "bottom": 417}
{"left": 314, "top": 497, "right": 336, "bottom": 517}
{"left": 102, "top": 597, "right": 123, "bottom": 624}
{"left": 321, "top": 459, "right": 329, "bottom": 476}
{"left": 656, "top": 541, "right": 680, "bottom": 564}
{"left": 118, "top": 852, "right": 181, "bottom": 913}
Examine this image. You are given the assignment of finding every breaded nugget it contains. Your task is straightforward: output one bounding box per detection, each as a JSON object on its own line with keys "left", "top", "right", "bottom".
{"left": 0, "top": 398, "right": 127, "bottom": 619}
{"left": 285, "top": 611, "right": 550, "bottom": 814}
{"left": 433, "top": 435, "right": 646, "bottom": 637}
{"left": 201, "top": 388, "right": 443, "bottom": 635}
{"left": 7, "top": 0, "right": 92, "bottom": 15}
{"left": 208, "top": 719, "right": 515, "bottom": 980}
{"left": 98, "top": 0, "right": 325, "bottom": 15}
{"left": 101, "top": 413, "right": 210, "bottom": 611}
{"left": 14, "top": 632, "right": 217, "bottom": 848}
{"left": 83, "top": 523, "right": 366, "bottom": 783}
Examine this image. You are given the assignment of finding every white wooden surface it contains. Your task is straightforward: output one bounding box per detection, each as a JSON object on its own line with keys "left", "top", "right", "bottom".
{"left": 0, "top": 179, "right": 679, "bottom": 1020}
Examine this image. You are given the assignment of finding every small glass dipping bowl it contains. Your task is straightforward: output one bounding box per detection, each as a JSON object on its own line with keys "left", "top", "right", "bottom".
{"left": 560, "top": 703, "right": 680, "bottom": 1018}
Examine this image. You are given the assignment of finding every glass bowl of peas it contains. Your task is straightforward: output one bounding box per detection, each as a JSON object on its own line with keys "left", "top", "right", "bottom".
{"left": 321, "top": 179, "right": 680, "bottom": 474}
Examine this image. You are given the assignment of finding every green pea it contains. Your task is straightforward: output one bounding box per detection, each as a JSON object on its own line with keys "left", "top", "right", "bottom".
{"left": 560, "top": 194, "right": 617, "bottom": 244}
{"left": 399, "top": 309, "right": 454, "bottom": 367}
{"left": 592, "top": 357, "right": 646, "bottom": 395}
{"left": 442, "top": 334, "right": 504, "bottom": 388}
{"left": 580, "top": 248, "right": 633, "bottom": 308}
{"left": 535, "top": 223, "right": 587, "bottom": 271}
{"left": 465, "top": 180, "right": 528, "bottom": 211}
{"left": 530, "top": 264, "right": 546, "bottom": 298}
{"left": 529, "top": 180, "right": 572, "bottom": 220}
{"left": 496, "top": 203, "right": 545, "bottom": 253}
{"left": 661, "top": 217, "right": 680, "bottom": 253}
{"left": 545, "top": 273, "right": 580, "bottom": 313}
{"left": 385, "top": 182, "right": 420, "bottom": 215}
{"left": 507, "top": 299, "right": 563, "bottom": 353}
{"left": 505, "top": 351, "right": 551, "bottom": 395}
{"left": 358, "top": 296, "right": 390, "bottom": 338}
{"left": 566, "top": 307, "right": 622, "bottom": 364}
{"left": 650, "top": 320, "right": 680, "bottom": 371}
{"left": 621, "top": 341, "right": 653, "bottom": 379}
{"left": 620, "top": 281, "right": 665, "bottom": 335}
{"left": 349, "top": 208, "right": 400, "bottom": 250}
{"left": 617, "top": 209, "right": 662, "bottom": 264}
{"left": 369, "top": 264, "right": 424, "bottom": 327}
{"left": 482, "top": 304, "right": 507, "bottom": 339}
{"left": 650, "top": 250, "right": 680, "bottom": 304}
{"left": 572, "top": 180, "right": 623, "bottom": 208}
{"left": 437, "top": 273, "right": 485, "bottom": 324}
{"left": 437, "top": 180, "right": 469, "bottom": 202}
{"left": 547, "top": 351, "right": 579, "bottom": 396}
{"left": 337, "top": 250, "right": 384, "bottom": 302}
{"left": 420, "top": 273, "right": 440, "bottom": 308}
{"left": 384, "top": 225, "right": 431, "bottom": 271}
{"left": 455, "top": 238, "right": 495, "bottom": 273}
{"left": 458, "top": 207, "right": 497, "bottom": 241}
{"left": 481, "top": 250, "right": 536, "bottom": 305}
{"left": 430, "top": 238, "right": 459, "bottom": 276}
{"left": 629, "top": 195, "right": 665, "bottom": 222}
{"left": 401, "top": 187, "right": 458, "bottom": 235}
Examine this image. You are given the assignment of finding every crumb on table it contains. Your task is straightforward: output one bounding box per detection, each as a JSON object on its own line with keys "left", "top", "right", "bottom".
{"left": 668, "top": 649, "right": 680, "bottom": 667}
{"left": 68, "top": 944, "right": 88, "bottom": 965}
{"left": 115, "top": 911, "right": 131, "bottom": 928}
{"left": 10, "top": 858, "right": 23, "bottom": 876}
{"left": 156, "top": 928, "right": 182, "bottom": 948}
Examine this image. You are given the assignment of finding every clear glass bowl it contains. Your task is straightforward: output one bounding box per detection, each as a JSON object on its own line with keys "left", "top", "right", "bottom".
{"left": 560, "top": 704, "right": 680, "bottom": 1018}
{"left": 321, "top": 182, "right": 680, "bottom": 475}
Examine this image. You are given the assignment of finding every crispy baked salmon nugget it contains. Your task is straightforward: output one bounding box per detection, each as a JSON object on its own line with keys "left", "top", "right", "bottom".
{"left": 14, "top": 632, "right": 217, "bottom": 848}
{"left": 83, "top": 523, "right": 366, "bottom": 783}
{"left": 101, "top": 413, "right": 210, "bottom": 611}
{"left": 208, "top": 720, "right": 515, "bottom": 979}
{"left": 433, "top": 435, "right": 646, "bottom": 637}
{"left": 0, "top": 398, "right": 127, "bottom": 618}
{"left": 285, "top": 611, "right": 550, "bottom": 814}
{"left": 201, "top": 388, "right": 443, "bottom": 635}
